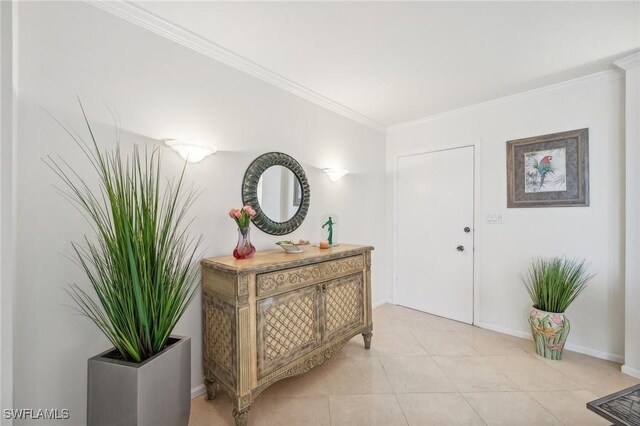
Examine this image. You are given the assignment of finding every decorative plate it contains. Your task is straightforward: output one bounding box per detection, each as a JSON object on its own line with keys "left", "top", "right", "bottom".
{"left": 276, "top": 240, "right": 310, "bottom": 253}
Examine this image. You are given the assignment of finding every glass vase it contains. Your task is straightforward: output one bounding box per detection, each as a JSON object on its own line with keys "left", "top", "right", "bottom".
{"left": 233, "top": 227, "right": 256, "bottom": 260}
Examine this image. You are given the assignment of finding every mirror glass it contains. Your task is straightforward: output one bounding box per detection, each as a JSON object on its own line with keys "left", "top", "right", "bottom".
{"left": 242, "top": 152, "right": 310, "bottom": 235}
{"left": 257, "top": 166, "right": 303, "bottom": 223}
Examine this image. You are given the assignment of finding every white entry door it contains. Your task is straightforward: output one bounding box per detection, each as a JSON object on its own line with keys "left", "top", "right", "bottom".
{"left": 396, "top": 146, "right": 474, "bottom": 324}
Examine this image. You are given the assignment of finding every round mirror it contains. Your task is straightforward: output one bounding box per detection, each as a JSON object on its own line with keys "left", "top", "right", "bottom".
{"left": 242, "top": 152, "right": 310, "bottom": 235}
{"left": 257, "top": 166, "right": 302, "bottom": 223}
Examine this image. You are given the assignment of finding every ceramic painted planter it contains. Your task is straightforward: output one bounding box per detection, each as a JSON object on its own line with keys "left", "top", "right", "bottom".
{"left": 87, "top": 336, "right": 191, "bottom": 426}
{"left": 529, "top": 307, "right": 570, "bottom": 360}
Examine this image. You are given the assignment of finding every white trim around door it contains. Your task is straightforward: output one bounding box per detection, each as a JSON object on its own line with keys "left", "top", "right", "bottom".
{"left": 1, "top": 1, "right": 17, "bottom": 419}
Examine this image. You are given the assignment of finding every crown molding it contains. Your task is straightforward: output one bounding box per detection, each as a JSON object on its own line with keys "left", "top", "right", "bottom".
{"left": 614, "top": 51, "right": 640, "bottom": 71}
{"left": 86, "top": 0, "right": 386, "bottom": 133}
{"left": 388, "top": 69, "right": 623, "bottom": 132}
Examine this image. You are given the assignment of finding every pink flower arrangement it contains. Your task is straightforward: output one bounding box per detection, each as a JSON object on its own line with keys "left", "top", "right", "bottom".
{"left": 229, "top": 205, "right": 256, "bottom": 228}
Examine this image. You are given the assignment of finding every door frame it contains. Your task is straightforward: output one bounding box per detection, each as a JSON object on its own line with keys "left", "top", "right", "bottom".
{"left": 1, "top": 0, "right": 17, "bottom": 417}
{"left": 392, "top": 141, "right": 483, "bottom": 325}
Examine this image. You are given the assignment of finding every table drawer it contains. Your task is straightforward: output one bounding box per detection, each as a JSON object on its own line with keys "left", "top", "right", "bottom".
{"left": 256, "top": 254, "right": 365, "bottom": 298}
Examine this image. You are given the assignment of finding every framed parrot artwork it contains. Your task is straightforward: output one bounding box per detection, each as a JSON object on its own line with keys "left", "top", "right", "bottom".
{"left": 506, "top": 128, "right": 589, "bottom": 208}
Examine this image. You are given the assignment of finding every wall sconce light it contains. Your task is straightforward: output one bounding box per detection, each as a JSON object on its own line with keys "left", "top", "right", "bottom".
{"left": 164, "top": 139, "right": 217, "bottom": 163}
{"left": 323, "top": 168, "right": 348, "bottom": 182}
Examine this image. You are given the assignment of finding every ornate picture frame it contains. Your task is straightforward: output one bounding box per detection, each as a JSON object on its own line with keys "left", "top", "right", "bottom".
{"left": 507, "top": 128, "right": 589, "bottom": 208}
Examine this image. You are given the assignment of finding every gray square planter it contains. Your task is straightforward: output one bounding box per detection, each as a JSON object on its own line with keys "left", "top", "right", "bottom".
{"left": 88, "top": 336, "right": 191, "bottom": 426}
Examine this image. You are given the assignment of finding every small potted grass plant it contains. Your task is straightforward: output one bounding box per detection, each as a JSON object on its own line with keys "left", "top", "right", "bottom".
{"left": 48, "top": 105, "right": 201, "bottom": 426}
{"left": 523, "top": 257, "right": 594, "bottom": 360}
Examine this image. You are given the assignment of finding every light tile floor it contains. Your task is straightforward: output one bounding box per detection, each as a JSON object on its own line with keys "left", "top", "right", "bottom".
{"left": 190, "top": 303, "right": 639, "bottom": 425}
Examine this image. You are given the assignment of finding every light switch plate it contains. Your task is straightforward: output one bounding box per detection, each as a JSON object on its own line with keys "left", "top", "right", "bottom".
{"left": 486, "top": 214, "right": 504, "bottom": 224}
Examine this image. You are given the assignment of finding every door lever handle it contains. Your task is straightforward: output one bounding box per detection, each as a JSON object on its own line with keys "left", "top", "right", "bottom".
{"left": 457, "top": 245, "right": 465, "bottom": 252}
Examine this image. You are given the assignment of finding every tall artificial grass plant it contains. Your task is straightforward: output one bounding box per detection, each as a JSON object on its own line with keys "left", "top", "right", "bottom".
{"left": 48, "top": 104, "right": 202, "bottom": 363}
{"left": 522, "top": 256, "right": 593, "bottom": 313}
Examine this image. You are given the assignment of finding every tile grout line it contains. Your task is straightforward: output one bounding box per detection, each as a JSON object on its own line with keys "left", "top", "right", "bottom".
{"left": 391, "top": 391, "right": 410, "bottom": 426}
{"left": 483, "top": 353, "right": 586, "bottom": 392}
{"left": 422, "top": 351, "right": 459, "bottom": 393}
{"left": 378, "top": 356, "right": 410, "bottom": 426}
{"left": 458, "top": 392, "right": 489, "bottom": 426}
{"left": 475, "top": 355, "right": 527, "bottom": 392}
{"left": 327, "top": 392, "right": 333, "bottom": 426}
{"left": 423, "top": 355, "right": 491, "bottom": 424}
{"left": 460, "top": 390, "right": 571, "bottom": 425}
{"left": 405, "top": 325, "right": 434, "bottom": 356}
{"left": 524, "top": 390, "right": 567, "bottom": 425}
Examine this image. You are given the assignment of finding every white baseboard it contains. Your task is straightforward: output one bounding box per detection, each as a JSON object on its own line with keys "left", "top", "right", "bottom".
{"left": 373, "top": 299, "right": 391, "bottom": 309}
{"left": 477, "top": 322, "right": 624, "bottom": 363}
{"left": 563, "top": 342, "right": 624, "bottom": 364}
{"left": 191, "top": 384, "right": 206, "bottom": 400}
{"left": 478, "top": 322, "right": 531, "bottom": 339}
{"left": 622, "top": 364, "right": 640, "bottom": 379}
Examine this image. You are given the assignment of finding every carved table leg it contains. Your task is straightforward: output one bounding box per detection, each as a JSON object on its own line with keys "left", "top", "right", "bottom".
{"left": 363, "top": 332, "right": 373, "bottom": 349}
{"left": 233, "top": 407, "right": 250, "bottom": 426}
{"left": 204, "top": 378, "right": 217, "bottom": 400}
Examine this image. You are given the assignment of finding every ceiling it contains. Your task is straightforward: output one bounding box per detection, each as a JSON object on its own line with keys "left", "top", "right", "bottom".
{"left": 128, "top": 1, "right": 639, "bottom": 128}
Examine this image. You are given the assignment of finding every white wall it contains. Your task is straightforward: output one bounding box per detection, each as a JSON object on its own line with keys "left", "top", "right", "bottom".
{"left": 14, "top": 2, "right": 386, "bottom": 424}
{"left": 387, "top": 71, "right": 625, "bottom": 361}
{"left": 617, "top": 52, "right": 640, "bottom": 379}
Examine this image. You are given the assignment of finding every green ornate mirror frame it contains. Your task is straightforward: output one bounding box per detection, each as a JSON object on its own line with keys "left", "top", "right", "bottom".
{"left": 242, "top": 152, "right": 310, "bottom": 235}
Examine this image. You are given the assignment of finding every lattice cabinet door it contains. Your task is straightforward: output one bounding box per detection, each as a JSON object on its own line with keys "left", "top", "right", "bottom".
{"left": 256, "top": 284, "right": 322, "bottom": 378}
{"left": 322, "top": 273, "right": 365, "bottom": 343}
{"left": 203, "top": 292, "right": 236, "bottom": 389}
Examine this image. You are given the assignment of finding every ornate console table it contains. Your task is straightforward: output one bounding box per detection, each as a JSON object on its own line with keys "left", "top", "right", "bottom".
{"left": 201, "top": 244, "right": 374, "bottom": 426}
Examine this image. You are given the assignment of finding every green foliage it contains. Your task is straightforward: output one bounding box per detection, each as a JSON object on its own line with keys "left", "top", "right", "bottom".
{"left": 48, "top": 104, "right": 202, "bottom": 363}
{"left": 522, "top": 257, "right": 594, "bottom": 314}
